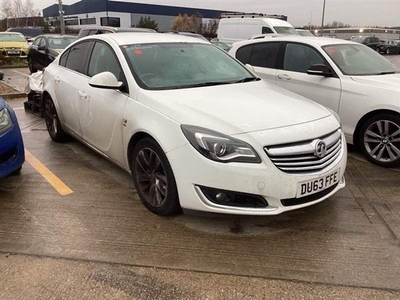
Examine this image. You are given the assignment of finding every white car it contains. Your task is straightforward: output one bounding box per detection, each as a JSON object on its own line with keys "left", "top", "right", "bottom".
{"left": 229, "top": 36, "right": 400, "bottom": 168}
{"left": 42, "top": 33, "right": 346, "bottom": 216}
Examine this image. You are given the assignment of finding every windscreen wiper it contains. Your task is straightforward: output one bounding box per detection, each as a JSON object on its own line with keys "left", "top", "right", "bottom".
{"left": 234, "top": 77, "right": 260, "bottom": 83}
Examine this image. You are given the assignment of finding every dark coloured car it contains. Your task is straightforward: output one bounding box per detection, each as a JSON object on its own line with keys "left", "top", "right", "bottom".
{"left": 352, "top": 36, "right": 380, "bottom": 51}
{"left": 27, "top": 34, "right": 76, "bottom": 73}
{"left": 379, "top": 40, "right": 400, "bottom": 54}
{"left": 0, "top": 97, "right": 24, "bottom": 179}
{"left": 77, "top": 26, "right": 156, "bottom": 39}
{"left": 6, "top": 27, "right": 44, "bottom": 43}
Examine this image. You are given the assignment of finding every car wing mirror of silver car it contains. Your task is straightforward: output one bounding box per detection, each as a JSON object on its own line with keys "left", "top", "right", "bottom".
{"left": 89, "top": 71, "right": 123, "bottom": 89}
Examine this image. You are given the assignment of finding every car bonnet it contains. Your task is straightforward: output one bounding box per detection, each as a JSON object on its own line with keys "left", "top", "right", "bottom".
{"left": 351, "top": 73, "right": 400, "bottom": 92}
{"left": 137, "top": 80, "right": 332, "bottom": 135}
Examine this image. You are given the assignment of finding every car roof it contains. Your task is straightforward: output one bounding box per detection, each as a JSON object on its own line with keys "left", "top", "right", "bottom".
{"left": 232, "top": 35, "right": 357, "bottom": 48}
{"left": 0, "top": 32, "right": 25, "bottom": 35}
{"left": 79, "top": 26, "right": 156, "bottom": 33}
{"left": 77, "top": 32, "right": 212, "bottom": 45}
{"left": 34, "top": 34, "right": 76, "bottom": 38}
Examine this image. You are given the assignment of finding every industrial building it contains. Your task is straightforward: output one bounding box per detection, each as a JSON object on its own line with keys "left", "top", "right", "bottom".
{"left": 43, "top": 0, "right": 234, "bottom": 31}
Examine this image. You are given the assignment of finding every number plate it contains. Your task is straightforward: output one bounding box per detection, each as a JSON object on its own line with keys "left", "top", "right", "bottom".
{"left": 7, "top": 50, "right": 20, "bottom": 55}
{"left": 297, "top": 168, "right": 340, "bottom": 198}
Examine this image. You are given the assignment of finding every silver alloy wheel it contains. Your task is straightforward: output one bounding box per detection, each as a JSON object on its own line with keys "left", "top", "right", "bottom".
{"left": 134, "top": 147, "right": 168, "bottom": 208}
{"left": 363, "top": 119, "right": 400, "bottom": 163}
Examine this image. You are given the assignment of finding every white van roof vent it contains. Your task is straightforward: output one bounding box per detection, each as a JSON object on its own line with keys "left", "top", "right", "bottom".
{"left": 220, "top": 13, "right": 288, "bottom": 21}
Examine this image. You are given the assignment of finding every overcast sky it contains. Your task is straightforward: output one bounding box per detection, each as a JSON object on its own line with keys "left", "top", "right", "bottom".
{"left": 34, "top": 0, "right": 400, "bottom": 28}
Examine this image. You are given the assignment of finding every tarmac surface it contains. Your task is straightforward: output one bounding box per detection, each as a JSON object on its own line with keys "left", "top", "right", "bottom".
{"left": 0, "top": 56, "right": 400, "bottom": 299}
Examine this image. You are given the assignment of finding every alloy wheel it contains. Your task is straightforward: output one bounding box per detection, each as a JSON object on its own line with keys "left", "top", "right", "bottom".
{"left": 134, "top": 147, "right": 168, "bottom": 208}
{"left": 363, "top": 119, "right": 400, "bottom": 164}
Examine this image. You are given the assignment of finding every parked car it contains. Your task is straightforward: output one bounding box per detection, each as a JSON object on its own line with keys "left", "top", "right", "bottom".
{"left": 229, "top": 36, "right": 400, "bottom": 167}
{"left": 210, "top": 39, "right": 231, "bottom": 51}
{"left": 217, "top": 16, "right": 298, "bottom": 45}
{"left": 42, "top": 33, "right": 346, "bottom": 216}
{"left": 0, "top": 32, "right": 29, "bottom": 58}
{"left": 0, "top": 97, "right": 24, "bottom": 179}
{"left": 77, "top": 26, "right": 156, "bottom": 39}
{"left": 351, "top": 36, "right": 380, "bottom": 51}
{"left": 6, "top": 27, "right": 43, "bottom": 43}
{"left": 27, "top": 34, "right": 76, "bottom": 73}
{"left": 296, "top": 29, "right": 315, "bottom": 36}
{"left": 379, "top": 40, "right": 400, "bottom": 54}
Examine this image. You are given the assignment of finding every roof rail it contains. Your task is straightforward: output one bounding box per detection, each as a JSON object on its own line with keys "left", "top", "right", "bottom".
{"left": 220, "top": 13, "right": 287, "bottom": 21}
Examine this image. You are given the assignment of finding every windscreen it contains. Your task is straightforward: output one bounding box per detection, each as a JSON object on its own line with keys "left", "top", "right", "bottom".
{"left": 122, "top": 43, "right": 254, "bottom": 90}
{"left": 323, "top": 44, "right": 399, "bottom": 75}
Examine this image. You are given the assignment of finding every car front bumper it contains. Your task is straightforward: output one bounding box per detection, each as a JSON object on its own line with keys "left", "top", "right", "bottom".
{"left": 167, "top": 131, "right": 347, "bottom": 216}
{"left": 0, "top": 115, "right": 25, "bottom": 179}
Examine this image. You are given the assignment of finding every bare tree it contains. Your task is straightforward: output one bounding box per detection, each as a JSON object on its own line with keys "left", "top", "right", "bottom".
{"left": 1, "top": 0, "right": 38, "bottom": 28}
{"left": 1, "top": 0, "right": 13, "bottom": 19}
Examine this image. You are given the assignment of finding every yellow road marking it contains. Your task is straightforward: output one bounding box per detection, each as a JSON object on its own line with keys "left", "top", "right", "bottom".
{"left": 25, "top": 149, "right": 73, "bottom": 196}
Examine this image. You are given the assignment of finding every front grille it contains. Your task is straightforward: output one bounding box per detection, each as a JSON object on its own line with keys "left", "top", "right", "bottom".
{"left": 264, "top": 129, "right": 343, "bottom": 174}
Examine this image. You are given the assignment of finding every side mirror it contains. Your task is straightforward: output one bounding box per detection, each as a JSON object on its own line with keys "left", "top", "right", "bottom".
{"left": 38, "top": 45, "right": 46, "bottom": 51}
{"left": 307, "top": 64, "right": 334, "bottom": 77}
{"left": 89, "top": 71, "right": 123, "bottom": 89}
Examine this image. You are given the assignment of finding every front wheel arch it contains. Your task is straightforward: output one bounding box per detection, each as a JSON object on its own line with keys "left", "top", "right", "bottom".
{"left": 129, "top": 135, "right": 181, "bottom": 215}
{"left": 357, "top": 111, "right": 400, "bottom": 167}
{"left": 353, "top": 110, "right": 400, "bottom": 148}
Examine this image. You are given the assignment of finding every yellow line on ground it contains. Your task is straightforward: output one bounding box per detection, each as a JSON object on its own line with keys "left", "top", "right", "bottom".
{"left": 25, "top": 149, "right": 73, "bottom": 196}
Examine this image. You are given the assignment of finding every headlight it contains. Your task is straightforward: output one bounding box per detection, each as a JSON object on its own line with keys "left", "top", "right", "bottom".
{"left": 181, "top": 125, "right": 261, "bottom": 163}
{"left": 0, "top": 108, "right": 12, "bottom": 134}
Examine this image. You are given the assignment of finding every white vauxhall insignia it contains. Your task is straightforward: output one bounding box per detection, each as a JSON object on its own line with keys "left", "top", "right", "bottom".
{"left": 43, "top": 33, "right": 347, "bottom": 216}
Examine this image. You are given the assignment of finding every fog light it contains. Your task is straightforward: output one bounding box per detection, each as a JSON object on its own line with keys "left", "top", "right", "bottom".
{"left": 199, "top": 186, "right": 268, "bottom": 208}
{"left": 215, "top": 192, "right": 230, "bottom": 203}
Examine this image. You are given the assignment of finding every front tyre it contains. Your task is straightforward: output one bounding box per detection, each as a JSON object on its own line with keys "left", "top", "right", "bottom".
{"left": 360, "top": 113, "right": 400, "bottom": 167}
{"left": 44, "top": 95, "right": 69, "bottom": 142}
{"left": 131, "top": 138, "right": 181, "bottom": 215}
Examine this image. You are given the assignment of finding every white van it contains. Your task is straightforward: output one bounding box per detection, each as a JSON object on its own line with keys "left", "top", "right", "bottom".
{"left": 217, "top": 17, "right": 298, "bottom": 45}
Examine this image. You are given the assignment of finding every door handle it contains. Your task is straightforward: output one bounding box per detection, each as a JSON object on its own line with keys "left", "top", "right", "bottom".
{"left": 78, "top": 90, "right": 87, "bottom": 99}
{"left": 54, "top": 76, "right": 60, "bottom": 83}
{"left": 277, "top": 74, "right": 291, "bottom": 81}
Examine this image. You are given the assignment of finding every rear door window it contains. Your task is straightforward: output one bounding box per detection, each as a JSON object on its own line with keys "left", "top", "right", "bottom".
{"left": 248, "top": 42, "right": 280, "bottom": 68}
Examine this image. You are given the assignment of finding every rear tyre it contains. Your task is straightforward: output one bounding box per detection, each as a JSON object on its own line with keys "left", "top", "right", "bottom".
{"left": 131, "top": 138, "right": 181, "bottom": 215}
{"left": 44, "top": 95, "right": 69, "bottom": 142}
{"left": 359, "top": 113, "right": 400, "bottom": 168}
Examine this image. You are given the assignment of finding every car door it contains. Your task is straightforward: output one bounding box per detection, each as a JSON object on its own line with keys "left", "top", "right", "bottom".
{"left": 54, "top": 41, "right": 93, "bottom": 137}
{"left": 274, "top": 42, "right": 342, "bottom": 112}
{"left": 80, "top": 41, "right": 129, "bottom": 164}
{"left": 36, "top": 37, "right": 49, "bottom": 69}
{"left": 29, "top": 37, "right": 43, "bottom": 70}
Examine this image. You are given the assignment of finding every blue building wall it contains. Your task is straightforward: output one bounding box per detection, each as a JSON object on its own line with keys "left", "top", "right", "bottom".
{"left": 43, "top": 0, "right": 233, "bottom": 18}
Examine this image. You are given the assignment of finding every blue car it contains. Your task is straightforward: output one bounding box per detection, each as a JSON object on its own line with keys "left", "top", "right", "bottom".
{"left": 0, "top": 97, "right": 24, "bottom": 178}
